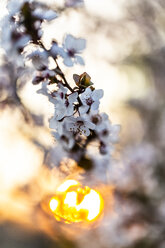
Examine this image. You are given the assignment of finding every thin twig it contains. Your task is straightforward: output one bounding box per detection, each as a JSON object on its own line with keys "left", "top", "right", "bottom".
{"left": 38, "top": 41, "right": 73, "bottom": 91}
{"left": 38, "top": 40, "right": 82, "bottom": 104}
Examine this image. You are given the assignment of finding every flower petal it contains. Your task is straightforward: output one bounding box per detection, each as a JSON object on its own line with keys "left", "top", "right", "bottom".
{"left": 80, "top": 87, "right": 92, "bottom": 100}
{"left": 66, "top": 105, "right": 74, "bottom": 116}
{"left": 75, "top": 55, "right": 85, "bottom": 65}
{"left": 81, "top": 126, "right": 90, "bottom": 136}
{"left": 68, "top": 92, "right": 78, "bottom": 103}
{"left": 110, "top": 124, "right": 121, "bottom": 134}
{"left": 63, "top": 56, "right": 73, "bottom": 67}
{"left": 91, "top": 101, "right": 99, "bottom": 110}
{"left": 55, "top": 106, "right": 66, "bottom": 120}
{"left": 49, "top": 117, "right": 56, "bottom": 129}
{"left": 79, "top": 105, "right": 89, "bottom": 115}
{"left": 64, "top": 34, "right": 75, "bottom": 50}
{"left": 92, "top": 89, "right": 104, "bottom": 100}
{"left": 66, "top": 122, "right": 75, "bottom": 132}
{"left": 85, "top": 121, "right": 96, "bottom": 130}
{"left": 51, "top": 44, "right": 66, "bottom": 58}
{"left": 74, "top": 38, "right": 86, "bottom": 51}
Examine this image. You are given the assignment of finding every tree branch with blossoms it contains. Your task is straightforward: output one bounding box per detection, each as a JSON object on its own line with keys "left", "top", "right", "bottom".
{"left": 0, "top": 0, "right": 120, "bottom": 173}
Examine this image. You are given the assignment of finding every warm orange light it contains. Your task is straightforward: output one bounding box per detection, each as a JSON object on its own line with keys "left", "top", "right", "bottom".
{"left": 49, "top": 179, "right": 104, "bottom": 223}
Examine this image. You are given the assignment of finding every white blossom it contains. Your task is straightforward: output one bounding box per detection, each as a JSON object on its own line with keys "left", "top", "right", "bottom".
{"left": 0, "top": 18, "right": 30, "bottom": 65}
{"left": 94, "top": 113, "right": 121, "bottom": 144}
{"left": 53, "top": 131, "right": 75, "bottom": 150}
{"left": 33, "top": 69, "right": 55, "bottom": 85}
{"left": 66, "top": 116, "right": 95, "bottom": 136}
{"left": 53, "top": 92, "right": 78, "bottom": 120}
{"left": 49, "top": 117, "right": 75, "bottom": 149}
{"left": 51, "top": 35, "right": 86, "bottom": 66}
{"left": 49, "top": 84, "right": 78, "bottom": 120}
{"left": 51, "top": 83, "right": 67, "bottom": 103}
{"left": 26, "top": 50, "right": 48, "bottom": 70}
{"left": 79, "top": 87, "right": 103, "bottom": 115}
{"left": 62, "top": 34, "right": 86, "bottom": 67}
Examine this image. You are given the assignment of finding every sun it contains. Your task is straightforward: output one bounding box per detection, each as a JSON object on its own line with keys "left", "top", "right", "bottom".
{"left": 49, "top": 179, "right": 104, "bottom": 223}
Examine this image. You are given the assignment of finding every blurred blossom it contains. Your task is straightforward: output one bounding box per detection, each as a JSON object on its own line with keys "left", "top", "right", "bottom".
{"left": 26, "top": 49, "right": 49, "bottom": 70}
{"left": 7, "top": 0, "right": 28, "bottom": 16}
{"left": 65, "top": 0, "right": 84, "bottom": 8}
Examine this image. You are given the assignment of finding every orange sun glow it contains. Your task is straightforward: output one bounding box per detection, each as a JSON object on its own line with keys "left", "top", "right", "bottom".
{"left": 49, "top": 179, "right": 104, "bottom": 223}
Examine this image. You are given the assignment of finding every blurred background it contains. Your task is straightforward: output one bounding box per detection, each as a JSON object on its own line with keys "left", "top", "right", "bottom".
{"left": 1, "top": 0, "right": 165, "bottom": 247}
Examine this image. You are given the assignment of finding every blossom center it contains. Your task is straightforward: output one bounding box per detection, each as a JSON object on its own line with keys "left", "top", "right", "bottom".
{"left": 102, "top": 129, "right": 109, "bottom": 136}
{"left": 92, "top": 114, "right": 101, "bottom": 124}
{"left": 86, "top": 97, "right": 93, "bottom": 106}
{"left": 65, "top": 99, "right": 69, "bottom": 107}
{"left": 76, "top": 120, "right": 84, "bottom": 127}
{"left": 68, "top": 49, "right": 76, "bottom": 57}
{"left": 61, "top": 135, "right": 69, "bottom": 144}
{"left": 60, "top": 92, "right": 64, "bottom": 99}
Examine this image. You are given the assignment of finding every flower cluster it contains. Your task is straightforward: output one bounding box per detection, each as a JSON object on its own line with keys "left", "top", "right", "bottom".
{"left": 39, "top": 71, "right": 120, "bottom": 169}
{"left": 1, "top": 0, "right": 86, "bottom": 67}
{"left": 1, "top": 0, "right": 57, "bottom": 64}
{"left": 0, "top": 0, "right": 120, "bottom": 171}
